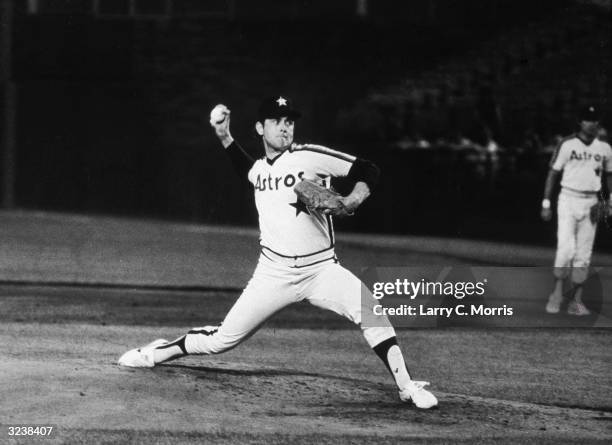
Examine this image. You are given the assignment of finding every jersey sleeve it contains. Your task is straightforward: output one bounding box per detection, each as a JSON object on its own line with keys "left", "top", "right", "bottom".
{"left": 292, "top": 143, "right": 355, "bottom": 177}
{"left": 226, "top": 140, "right": 256, "bottom": 180}
{"left": 550, "top": 141, "right": 570, "bottom": 171}
{"left": 604, "top": 142, "right": 612, "bottom": 173}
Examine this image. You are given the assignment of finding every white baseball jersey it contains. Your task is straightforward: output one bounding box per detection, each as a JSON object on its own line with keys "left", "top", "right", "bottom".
{"left": 551, "top": 135, "right": 612, "bottom": 192}
{"left": 247, "top": 143, "right": 355, "bottom": 257}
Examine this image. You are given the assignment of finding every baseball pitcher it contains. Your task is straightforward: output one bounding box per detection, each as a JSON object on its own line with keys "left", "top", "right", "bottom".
{"left": 118, "top": 96, "right": 438, "bottom": 409}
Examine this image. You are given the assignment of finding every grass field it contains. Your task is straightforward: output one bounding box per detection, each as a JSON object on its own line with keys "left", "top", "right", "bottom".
{"left": 0, "top": 211, "right": 611, "bottom": 444}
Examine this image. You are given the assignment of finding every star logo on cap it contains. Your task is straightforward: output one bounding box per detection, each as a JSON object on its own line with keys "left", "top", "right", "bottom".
{"left": 276, "top": 97, "right": 287, "bottom": 106}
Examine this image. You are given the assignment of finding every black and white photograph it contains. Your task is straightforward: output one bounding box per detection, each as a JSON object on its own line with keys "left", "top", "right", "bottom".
{"left": 0, "top": 0, "right": 611, "bottom": 443}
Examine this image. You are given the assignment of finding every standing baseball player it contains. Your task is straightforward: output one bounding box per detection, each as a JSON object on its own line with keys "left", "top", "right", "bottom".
{"left": 541, "top": 105, "right": 612, "bottom": 315}
{"left": 118, "top": 96, "right": 438, "bottom": 409}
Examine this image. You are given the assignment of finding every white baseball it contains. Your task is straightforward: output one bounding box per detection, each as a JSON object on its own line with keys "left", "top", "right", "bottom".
{"left": 210, "top": 104, "right": 229, "bottom": 126}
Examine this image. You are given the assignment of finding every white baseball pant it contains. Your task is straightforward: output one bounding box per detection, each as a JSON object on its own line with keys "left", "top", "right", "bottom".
{"left": 553, "top": 190, "right": 599, "bottom": 284}
{"left": 184, "top": 253, "right": 395, "bottom": 355}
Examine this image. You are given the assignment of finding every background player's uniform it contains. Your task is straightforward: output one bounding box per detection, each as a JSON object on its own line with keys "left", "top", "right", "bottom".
{"left": 550, "top": 134, "right": 612, "bottom": 284}
{"left": 185, "top": 142, "right": 393, "bottom": 355}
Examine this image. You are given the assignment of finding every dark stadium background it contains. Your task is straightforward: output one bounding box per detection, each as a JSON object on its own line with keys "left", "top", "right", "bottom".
{"left": 1, "top": 0, "right": 610, "bottom": 246}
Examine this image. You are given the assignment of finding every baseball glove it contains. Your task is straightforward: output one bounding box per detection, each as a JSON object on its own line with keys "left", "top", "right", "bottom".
{"left": 590, "top": 201, "right": 609, "bottom": 224}
{"left": 294, "top": 179, "right": 354, "bottom": 217}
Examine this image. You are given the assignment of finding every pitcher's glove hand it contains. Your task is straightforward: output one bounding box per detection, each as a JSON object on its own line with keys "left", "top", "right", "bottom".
{"left": 590, "top": 201, "right": 610, "bottom": 224}
{"left": 294, "top": 179, "right": 354, "bottom": 217}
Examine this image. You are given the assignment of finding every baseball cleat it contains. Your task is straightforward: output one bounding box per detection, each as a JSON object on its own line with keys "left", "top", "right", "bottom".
{"left": 117, "top": 338, "right": 168, "bottom": 368}
{"left": 567, "top": 298, "right": 591, "bottom": 316}
{"left": 399, "top": 380, "right": 438, "bottom": 409}
{"left": 545, "top": 293, "right": 563, "bottom": 314}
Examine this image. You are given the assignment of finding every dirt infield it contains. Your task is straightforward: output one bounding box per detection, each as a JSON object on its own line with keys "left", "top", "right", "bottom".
{"left": 1, "top": 286, "right": 611, "bottom": 444}
{"left": 0, "top": 212, "right": 611, "bottom": 443}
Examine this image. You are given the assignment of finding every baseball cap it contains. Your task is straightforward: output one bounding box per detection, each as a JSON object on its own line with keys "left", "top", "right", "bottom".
{"left": 578, "top": 105, "right": 600, "bottom": 122}
{"left": 257, "top": 95, "right": 302, "bottom": 121}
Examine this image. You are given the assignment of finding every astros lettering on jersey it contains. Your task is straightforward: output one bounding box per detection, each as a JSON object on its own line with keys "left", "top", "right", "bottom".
{"left": 248, "top": 143, "right": 356, "bottom": 258}
{"left": 551, "top": 134, "right": 612, "bottom": 192}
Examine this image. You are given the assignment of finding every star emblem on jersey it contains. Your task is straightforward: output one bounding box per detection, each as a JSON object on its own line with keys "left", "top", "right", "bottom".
{"left": 290, "top": 199, "right": 310, "bottom": 216}
{"left": 277, "top": 97, "right": 287, "bottom": 106}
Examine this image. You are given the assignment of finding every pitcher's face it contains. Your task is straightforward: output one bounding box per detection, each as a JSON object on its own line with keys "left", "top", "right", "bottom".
{"left": 257, "top": 116, "right": 295, "bottom": 152}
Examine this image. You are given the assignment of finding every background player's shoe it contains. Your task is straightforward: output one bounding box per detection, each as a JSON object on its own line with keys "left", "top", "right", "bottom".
{"left": 399, "top": 380, "right": 438, "bottom": 409}
{"left": 567, "top": 298, "right": 591, "bottom": 316}
{"left": 545, "top": 293, "right": 562, "bottom": 314}
{"left": 117, "top": 339, "right": 168, "bottom": 367}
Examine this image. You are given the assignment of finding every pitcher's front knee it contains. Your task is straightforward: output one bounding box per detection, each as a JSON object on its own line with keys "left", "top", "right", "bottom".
{"left": 362, "top": 325, "right": 396, "bottom": 348}
{"left": 184, "top": 325, "right": 242, "bottom": 355}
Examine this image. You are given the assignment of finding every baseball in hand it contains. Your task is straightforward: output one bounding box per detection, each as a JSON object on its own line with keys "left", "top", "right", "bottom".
{"left": 210, "top": 104, "right": 230, "bottom": 126}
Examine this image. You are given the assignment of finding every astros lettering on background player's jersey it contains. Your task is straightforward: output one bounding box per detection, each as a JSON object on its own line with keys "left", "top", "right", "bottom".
{"left": 247, "top": 143, "right": 355, "bottom": 257}
{"left": 551, "top": 135, "right": 612, "bottom": 192}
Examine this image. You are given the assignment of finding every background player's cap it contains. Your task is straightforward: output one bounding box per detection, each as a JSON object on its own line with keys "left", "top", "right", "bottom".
{"left": 257, "top": 96, "right": 302, "bottom": 121}
{"left": 578, "top": 105, "right": 600, "bottom": 122}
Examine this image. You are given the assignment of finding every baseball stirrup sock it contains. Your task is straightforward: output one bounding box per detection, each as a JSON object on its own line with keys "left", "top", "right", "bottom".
{"left": 373, "top": 336, "right": 412, "bottom": 390}
{"left": 153, "top": 336, "right": 187, "bottom": 364}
